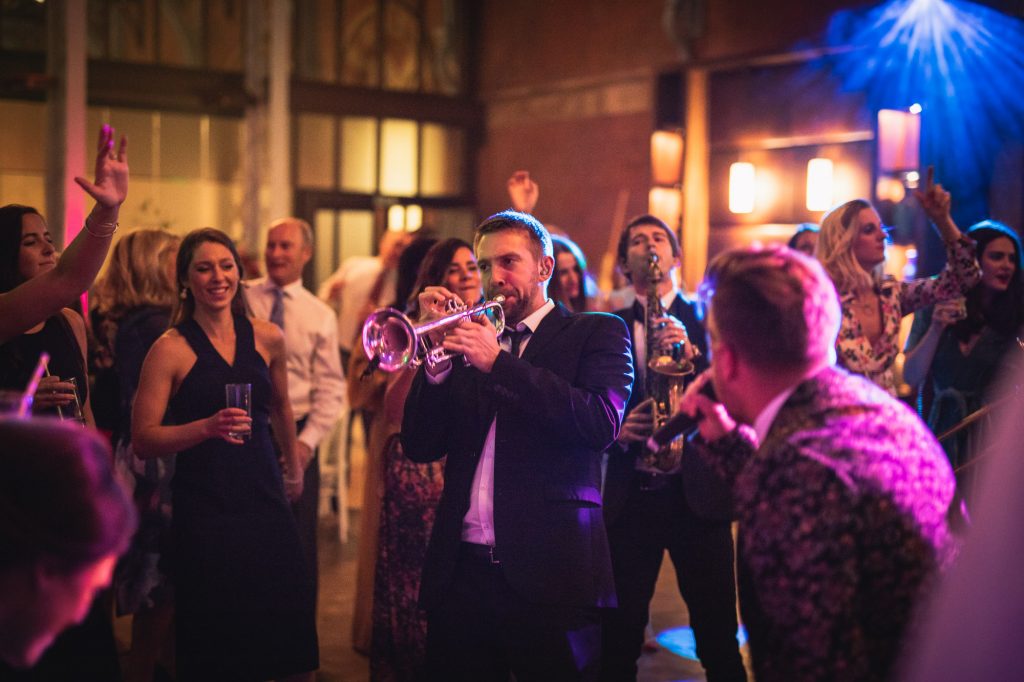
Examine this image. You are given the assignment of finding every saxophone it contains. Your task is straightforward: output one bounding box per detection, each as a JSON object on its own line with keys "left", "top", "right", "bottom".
{"left": 642, "top": 250, "right": 698, "bottom": 471}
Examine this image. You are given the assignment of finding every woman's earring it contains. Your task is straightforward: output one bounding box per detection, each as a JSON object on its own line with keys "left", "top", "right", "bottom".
{"left": 180, "top": 287, "right": 188, "bottom": 300}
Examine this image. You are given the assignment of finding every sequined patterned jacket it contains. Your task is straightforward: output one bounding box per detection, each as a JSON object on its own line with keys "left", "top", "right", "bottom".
{"left": 700, "top": 366, "right": 956, "bottom": 682}
{"left": 836, "top": 236, "right": 979, "bottom": 395}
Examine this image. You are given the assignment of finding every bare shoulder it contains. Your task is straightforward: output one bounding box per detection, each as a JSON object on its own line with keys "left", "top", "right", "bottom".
{"left": 61, "top": 307, "right": 86, "bottom": 334}
{"left": 148, "top": 328, "right": 193, "bottom": 366}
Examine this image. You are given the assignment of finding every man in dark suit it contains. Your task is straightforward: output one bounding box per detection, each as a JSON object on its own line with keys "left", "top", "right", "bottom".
{"left": 678, "top": 245, "right": 956, "bottom": 681}
{"left": 401, "top": 210, "right": 633, "bottom": 681}
{"left": 601, "top": 215, "right": 746, "bottom": 681}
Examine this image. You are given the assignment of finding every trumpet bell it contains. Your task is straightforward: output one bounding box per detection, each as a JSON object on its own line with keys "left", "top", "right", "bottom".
{"left": 362, "top": 308, "right": 416, "bottom": 372}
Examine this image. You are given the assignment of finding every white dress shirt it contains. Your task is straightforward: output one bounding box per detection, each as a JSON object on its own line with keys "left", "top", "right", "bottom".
{"left": 462, "top": 298, "right": 555, "bottom": 546}
{"left": 427, "top": 299, "right": 557, "bottom": 547}
{"left": 245, "top": 277, "right": 347, "bottom": 452}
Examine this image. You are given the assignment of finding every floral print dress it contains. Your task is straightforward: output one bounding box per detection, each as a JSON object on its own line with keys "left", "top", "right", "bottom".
{"left": 835, "top": 236, "right": 980, "bottom": 396}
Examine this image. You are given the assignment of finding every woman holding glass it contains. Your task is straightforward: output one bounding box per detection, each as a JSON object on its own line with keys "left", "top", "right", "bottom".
{"left": 132, "top": 228, "right": 317, "bottom": 681}
{"left": 817, "top": 171, "right": 980, "bottom": 395}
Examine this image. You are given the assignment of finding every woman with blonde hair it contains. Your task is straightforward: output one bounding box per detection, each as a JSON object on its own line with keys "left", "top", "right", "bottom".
{"left": 91, "top": 229, "right": 180, "bottom": 682}
{"left": 817, "top": 172, "right": 980, "bottom": 395}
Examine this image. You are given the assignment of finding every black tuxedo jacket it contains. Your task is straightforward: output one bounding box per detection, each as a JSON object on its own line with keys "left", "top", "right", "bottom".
{"left": 602, "top": 293, "right": 734, "bottom": 523}
{"left": 401, "top": 303, "right": 633, "bottom": 610}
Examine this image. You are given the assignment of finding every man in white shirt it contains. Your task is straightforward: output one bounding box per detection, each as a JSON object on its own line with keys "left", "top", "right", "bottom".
{"left": 317, "top": 230, "right": 412, "bottom": 372}
{"left": 400, "top": 210, "right": 633, "bottom": 681}
{"left": 245, "top": 217, "right": 346, "bottom": 594}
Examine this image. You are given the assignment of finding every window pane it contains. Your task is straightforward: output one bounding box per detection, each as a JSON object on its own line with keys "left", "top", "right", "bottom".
{"left": 0, "top": 100, "right": 45, "bottom": 208}
{"left": 341, "top": 0, "right": 380, "bottom": 88}
{"left": 339, "top": 117, "right": 378, "bottom": 193}
{"left": 383, "top": 1, "right": 420, "bottom": 91}
{"left": 105, "top": 0, "right": 157, "bottom": 63}
{"left": 206, "top": 0, "right": 243, "bottom": 70}
{"left": 1, "top": 1, "right": 46, "bottom": 52}
{"left": 295, "top": 0, "right": 337, "bottom": 81}
{"left": 380, "top": 119, "right": 418, "bottom": 196}
{"left": 88, "top": 108, "right": 156, "bottom": 178}
{"left": 297, "top": 114, "right": 337, "bottom": 189}
{"left": 209, "top": 116, "right": 243, "bottom": 183}
{"left": 420, "top": 123, "right": 464, "bottom": 197}
{"left": 158, "top": 0, "right": 203, "bottom": 67}
{"left": 338, "top": 209, "right": 375, "bottom": 262}
{"left": 422, "top": 0, "right": 464, "bottom": 95}
{"left": 160, "top": 113, "right": 202, "bottom": 178}
{"left": 424, "top": 206, "right": 476, "bottom": 242}
{"left": 313, "top": 209, "right": 338, "bottom": 287}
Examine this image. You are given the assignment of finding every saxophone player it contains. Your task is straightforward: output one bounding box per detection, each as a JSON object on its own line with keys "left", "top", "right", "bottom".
{"left": 600, "top": 215, "right": 746, "bottom": 682}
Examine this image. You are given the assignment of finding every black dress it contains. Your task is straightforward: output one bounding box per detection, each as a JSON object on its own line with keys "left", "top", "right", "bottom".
{"left": 0, "top": 313, "right": 120, "bottom": 681}
{"left": 169, "top": 314, "right": 318, "bottom": 680}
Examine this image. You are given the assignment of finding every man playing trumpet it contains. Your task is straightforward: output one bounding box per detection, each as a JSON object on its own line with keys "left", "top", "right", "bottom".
{"left": 401, "top": 210, "right": 633, "bottom": 681}
{"left": 600, "top": 215, "right": 747, "bottom": 681}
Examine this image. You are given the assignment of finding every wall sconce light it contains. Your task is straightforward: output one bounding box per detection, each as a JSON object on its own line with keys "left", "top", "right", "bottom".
{"left": 877, "top": 108, "right": 920, "bottom": 174}
{"left": 648, "top": 187, "right": 682, "bottom": 229}
{"left": 729, "top": 162, "right": 756, "bottom": 214}
{"left": 386, "top": 203, "right": 423, "bottom": 232}
{"left": 806, "top": 158, "right": 834, "bottom": 212}
{"left": 651, "top": 130, "right": 684, "bottom": 186}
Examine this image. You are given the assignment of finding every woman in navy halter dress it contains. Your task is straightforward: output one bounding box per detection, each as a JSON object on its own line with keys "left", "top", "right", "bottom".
{"left": 133, "top": 229, "right": 317, "bottom": 680}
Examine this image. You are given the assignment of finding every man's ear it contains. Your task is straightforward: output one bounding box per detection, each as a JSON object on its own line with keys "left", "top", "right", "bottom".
{"left": 539, "top": 255, "right": 554, "bottom": 282}
{"left": 716, "top": 342, "right": 739, "bottom": 382}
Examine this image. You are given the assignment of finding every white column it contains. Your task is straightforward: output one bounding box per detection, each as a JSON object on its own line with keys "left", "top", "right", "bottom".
{"left": 267, "top": 0, "right": 292, "bottom": 223}
{"left": 45, "top": 0, "right": 87, "bottom": 251}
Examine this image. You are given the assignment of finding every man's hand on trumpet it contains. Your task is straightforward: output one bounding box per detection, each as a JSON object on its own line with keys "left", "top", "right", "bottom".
{"left": 417, "top": 285, "right": 466, "bottom": 344}
{"left": 443, "top": 314, "right": 501, "bottom": 373}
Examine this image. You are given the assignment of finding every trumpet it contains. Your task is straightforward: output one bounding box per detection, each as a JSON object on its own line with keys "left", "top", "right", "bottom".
{"left": 361, "top": 295, "right": 506, "bottom": 372}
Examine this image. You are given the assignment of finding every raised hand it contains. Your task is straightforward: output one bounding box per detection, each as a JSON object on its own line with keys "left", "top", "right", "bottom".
{"left": 913, "top": 166, "right": 951, "bottom": 222}
{"left": 74, "top": 125, "right": 128, "bottom": 209}
{"left": 507, "top": 170, "right": 539, "bottom": 214}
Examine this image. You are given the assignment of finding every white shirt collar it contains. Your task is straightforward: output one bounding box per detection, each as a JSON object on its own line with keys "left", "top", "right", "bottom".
{"left": 752, "top": 385, "right": 798, "bottom": 445}
{"left": 635, "top": 288, "right": 681, "bottom": 311}
{"left": 516, "top": 299, "right": 556, "bottom": 334}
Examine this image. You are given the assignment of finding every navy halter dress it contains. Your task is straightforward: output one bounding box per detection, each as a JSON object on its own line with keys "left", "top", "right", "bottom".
{"left": 169, "top": 314, "right": 318, "bottom": 680}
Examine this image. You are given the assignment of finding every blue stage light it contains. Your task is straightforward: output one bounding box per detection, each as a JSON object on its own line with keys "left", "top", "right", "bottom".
{"left": 825, "top": 0, "right": 1024, "bottom": 187}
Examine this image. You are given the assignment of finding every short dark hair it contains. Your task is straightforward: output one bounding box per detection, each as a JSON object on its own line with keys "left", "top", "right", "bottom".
{"left": 0, "top": 420, "right": 137, "bottom": 573}
{"left": 787, "top": 223, "right": 820, "bottom": 250}
{"left": 0, "top": 204, "right": 44, "bottom": 293}
{"left": 617, "top": 214, "right": 681, "bottom": 269}
{"left": 700, "top": 245, "right": 840, "bottom": 372}
{"left": 474, "top": 210, "right": 552, "bottom": 262}
{"left": 172, "top": 228, "right": 249, "bottom": 326}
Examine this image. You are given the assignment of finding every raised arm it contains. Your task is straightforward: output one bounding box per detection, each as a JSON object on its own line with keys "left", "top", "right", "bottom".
{"left": 901, "top": 170, "right": 980, "bottom": 313}
{"left": 132, "top": 333, "right": 251, "bottom": 458}
{"left": 0, "top": 126, "right": 129, "bottom": 344}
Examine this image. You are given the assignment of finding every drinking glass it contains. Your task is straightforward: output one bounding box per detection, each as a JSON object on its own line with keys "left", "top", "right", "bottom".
{"left": 63, "top": 377, "right": 87, "bottom": 426}
{"left": 225, "top": 383, "right": 252, "bottom": 441}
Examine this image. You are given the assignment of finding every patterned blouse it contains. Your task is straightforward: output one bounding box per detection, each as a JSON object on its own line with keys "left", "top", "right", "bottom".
{"left": 835, "top": 236, "right": 980, "bottom": 395}
{"left": 700, "top": 367, "right": 957, "bottom": 681}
